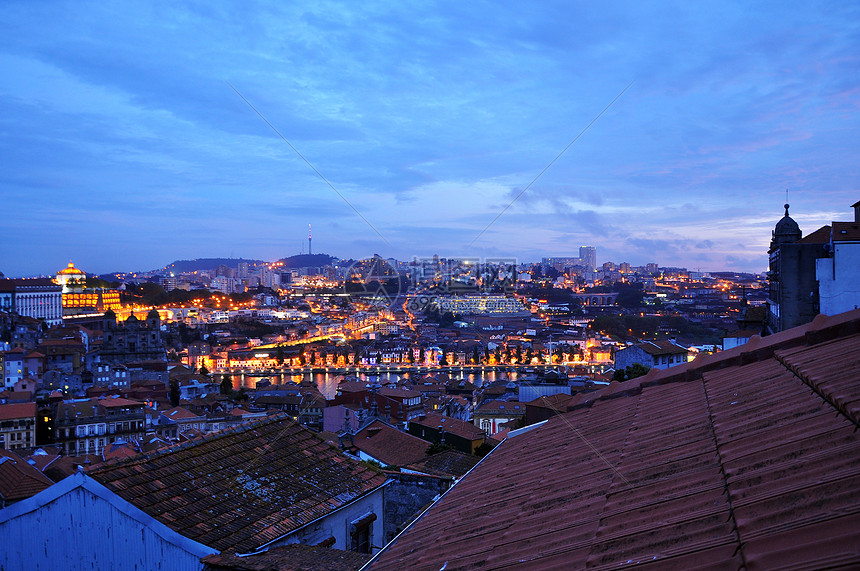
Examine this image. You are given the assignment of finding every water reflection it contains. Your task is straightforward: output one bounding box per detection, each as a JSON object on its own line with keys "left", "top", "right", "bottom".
{"left": 227, "top": 369, "right": 519, "bottom": 399}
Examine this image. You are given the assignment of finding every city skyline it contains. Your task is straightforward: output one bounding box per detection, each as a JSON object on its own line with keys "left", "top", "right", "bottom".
{"left": 2, "top": 1, "right": 858, "bottom": 277}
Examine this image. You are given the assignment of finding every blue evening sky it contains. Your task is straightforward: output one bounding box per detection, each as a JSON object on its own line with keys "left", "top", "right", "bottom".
{"left": 1, "top": 1, "right": 858, "bottom": 276}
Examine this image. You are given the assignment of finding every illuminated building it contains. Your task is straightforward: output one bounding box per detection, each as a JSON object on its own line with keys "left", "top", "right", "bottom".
{"left": 55, "top": 262, "right": 123, "bottom": 316}
{"left": 0, "top": 278, "right": 63, "bottom": 326}
{"left": 55, "top": 262, "right": 87, "bottom": 292}
{"left": 436, "top": 295, "right": 530, "bottom": 316}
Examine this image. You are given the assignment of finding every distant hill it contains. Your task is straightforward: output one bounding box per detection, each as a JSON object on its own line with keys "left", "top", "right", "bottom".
{"left": 162, "top": 258, "right": 266, "bottom": 273}
{"left": 277, "top": 254, "right": 336, "bottom": 268}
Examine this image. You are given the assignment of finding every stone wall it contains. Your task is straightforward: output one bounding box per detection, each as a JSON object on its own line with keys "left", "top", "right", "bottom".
{"left": 383, "top": 472, "right": 452, "bottom": 543}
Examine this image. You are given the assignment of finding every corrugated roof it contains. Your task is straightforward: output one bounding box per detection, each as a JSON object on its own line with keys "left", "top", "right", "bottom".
{"left": 365, "top": 309, "right": 860, "bottom": 571}
{"left": 88, "top": 415, "right": 388, "bottom": 553}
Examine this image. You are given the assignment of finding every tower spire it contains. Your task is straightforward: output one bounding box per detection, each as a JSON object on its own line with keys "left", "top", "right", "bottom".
{"left": 308, "top": 223, "right": 312, "bottom": 256}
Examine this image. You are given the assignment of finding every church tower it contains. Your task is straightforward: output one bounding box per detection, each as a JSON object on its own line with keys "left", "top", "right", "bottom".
{"left": 766, "top": 203, "right": 827, "bottom": 334}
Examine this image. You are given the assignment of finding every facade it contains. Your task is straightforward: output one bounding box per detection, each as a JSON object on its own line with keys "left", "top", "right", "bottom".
{"left": 53, "top": 397, "right": 146, "bottom": 456}
{"left": 614, "top": 339, "right": 689, "bottom": 371}
{"left": 473, "top": 400, "right": 525, "bottom": 435}
{"left": 99, "top": 309, "right": 166, "bottom": 365}
{"left": 579, "top": 245, "right": 597, "bottom": 270}
{"left": 816, "top": 202, "right": 860, "bottom": 316}
{"left": 766, "top": 204, "right": 828, "bottom": 334}
{"left": 62, "top": 289, "right": 122, "bottom": 316}
{"left": 0, "top": 278, "right": 63, "bottom": 326}
{"left": 436, "top": 295, "right": 530, "bottom": 316}
{"left": 2, "top": 348, "right": 25, "bottom": 389}
{"left": 0, "top": 402, "right": 36, "bottom": 451}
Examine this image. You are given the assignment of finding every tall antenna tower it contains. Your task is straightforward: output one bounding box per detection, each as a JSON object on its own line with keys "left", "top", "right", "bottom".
{"left": 308, "top": 224, "right": 312, "bottom": 255}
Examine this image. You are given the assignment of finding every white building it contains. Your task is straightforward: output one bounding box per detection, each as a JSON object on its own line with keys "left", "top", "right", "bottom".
{"left": 437, "top": 294, "right": 530, "bottom": 316}
{"left": 0, "top": 278, "right": 63, "bottom": 326}
{"left": 817, "top": 205, "right": 860, "bottom": 316}
{"left": 0, "top": 472, "right": 216, "bottom": 571}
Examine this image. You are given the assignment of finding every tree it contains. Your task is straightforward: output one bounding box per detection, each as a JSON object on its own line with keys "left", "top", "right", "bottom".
{"left": 199, "top": 364, "right": 210, "bottom": 377}
{"left": 419, "top": 347, "right": 425, "bottom": 364}
{"left": 525, "top": 347, "right": 533, "bottom": 364}
{"left": 169, "top": 379, "right": 180, "bottom": 407}
{"left": 612, "top": 363, "right": 651, "bottom": 382}
{"left": 220, "top": 374, "right": 232, "bottom": 395}
{"left": 474, "top": 441, "right": 497, "bottom": 458}
{"left": 440, "top": 348, "right": 449, "bottom": 367}
{"left": 426, "top": 442, "right": 451, "bottom": 455}
{"left": 276, "top": 345, "right": 284, "bottom": 365}
{"left": 472, "top": 346, "right": 480, "bottom": 365}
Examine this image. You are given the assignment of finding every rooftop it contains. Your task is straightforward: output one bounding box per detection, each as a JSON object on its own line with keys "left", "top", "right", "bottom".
{"left": 88, "top": 414, "right": 388, "bottom": 553}
{"left": 202, "top": 544, "right": 371, "bottom": 571}
{"left": 366, "top": 309, "right": 860, "bottom": 570}
{"left": 353, "top": 420, "right": 430, "bottom": 467}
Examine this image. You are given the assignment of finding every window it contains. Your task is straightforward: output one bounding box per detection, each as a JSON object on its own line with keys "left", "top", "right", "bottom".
{"left": 349, "top": 513, "right": 376, "bottom": 553}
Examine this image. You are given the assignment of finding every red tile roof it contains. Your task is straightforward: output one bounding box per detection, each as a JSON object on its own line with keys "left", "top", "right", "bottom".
{"left": 831, "top": 221, "right": 860, "bottom": 241}
{"left": 88, "top": 415, "right": 388, "bottom": 553}
{"left": 0, "top": 402, "right": 36, "bottom": 421}
{"left": 365, "top": 309, "right": 860, "bottom": 570}
{"left": 797, "top": 224, "right": 832, "bottom": 244}
{"left": 411, "top": 413, "right": 486, "bottom": 442}
{"left": 633, "top": 339, "right": 689, "bottom": 355}
{"left": 201, "top": 544, "right": 371, "bottom": 571}
{"left": 0, "top": 449, "right": 53, "bottom": 503}
{"left": 353, "top": 420, "right": 430, "bottom": 467}
{"left": 405, "top": 449, "right": 480, "bottom": 478}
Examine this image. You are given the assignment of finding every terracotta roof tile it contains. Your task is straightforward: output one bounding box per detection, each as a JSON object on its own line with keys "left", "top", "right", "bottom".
{"left": 88, "top": 415, "right": 388, "bottom": 552}
{"left": 0, "top": 449, "right": 53, "bottom": 502}
{"left": 0, "top": 403, "right": 36, "bottom": 420}
{"left": 365, "top": 309, "right": 860, "bottom": 570}
{"left": 201, "top": 544, "right": 371, "bottom": 571}
{"left": 353, "top": 420, "right": 429, "bottom": 467}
